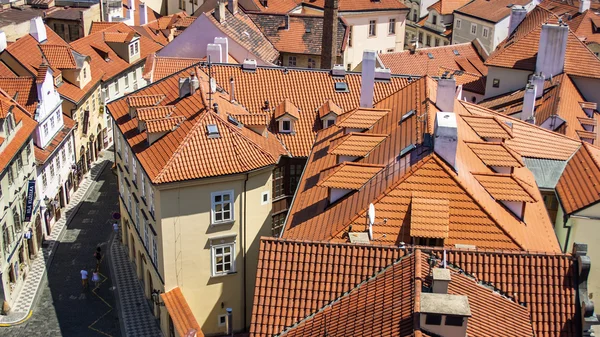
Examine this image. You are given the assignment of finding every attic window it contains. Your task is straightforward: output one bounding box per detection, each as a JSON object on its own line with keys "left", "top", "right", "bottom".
{"left": 427, "top": 53, "right": 434, "bottom": 59}
{"left": 453, "top": 50, "right": 460, "bottom": 56}
{"left": 400, "top": 109, "right": 415, "bottom": 124}
{"left": 207, "top": 124, "right": 220, "bottom": 138}
{"left": 306, "top": 27, "right": 311, "bottom": 33}
{"left": 397, "top": 143, "right": 416, "bottom": 160}
{"left": 334, "top": 82, "right": 349, "bottom": 92}
{"left": 227, "top": 115, "right": 242, "bottom": 127}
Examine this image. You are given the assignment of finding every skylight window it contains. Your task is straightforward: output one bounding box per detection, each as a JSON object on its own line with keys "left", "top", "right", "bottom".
{"left": 207, "top": 124, "right": 220, "bottom": 138}
{"left": 399, "top": 109, "right": 415, "bottom": 124}
{"left": 427, "top": 53, "right": 434, "bottom": 59}
{"left": 334, "top": 82, "right": 349, "bottom": 92}
{"left": 227, "top": 115, "right": 241, "bottom": 127}
{"left": 397, "top": 144, "right": 416, "bottom": 160}
{"left": 453, "top": 50, "right": 460, "bottom": 56}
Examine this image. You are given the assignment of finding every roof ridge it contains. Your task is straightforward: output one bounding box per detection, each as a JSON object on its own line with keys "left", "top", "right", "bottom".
{"left": 275, "top": 252, "right": 415, "bottom": 337}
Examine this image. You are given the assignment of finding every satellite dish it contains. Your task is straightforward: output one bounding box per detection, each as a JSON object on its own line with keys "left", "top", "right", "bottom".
{"left": 367, "top": 203, "right": 375, "bottom": 225}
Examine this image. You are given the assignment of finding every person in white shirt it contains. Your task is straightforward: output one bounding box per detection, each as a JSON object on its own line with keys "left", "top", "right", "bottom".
{"left": 81, "top": 268, "right": 89, "bottom": 289}
{"left": 113, "top": 221, "right": 119, "bottom": 234}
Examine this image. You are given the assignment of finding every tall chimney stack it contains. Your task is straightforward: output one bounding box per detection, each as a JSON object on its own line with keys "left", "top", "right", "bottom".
{"left": 320, "top": 0, "right": 339, "bottom": 69}
{"left": 508, "top": 5, "right": 527, "bottom": 35}
{"left": 359, "top": 50, "right": 376, "bottom": 108}
{"left": 535, "top": 23, "right": 568, "bottom": 79}
{"left": 521, "top": 81, "right": 536, "bottom": 123}
{"left": 580, "top": 0, "right": 591, "bottom": 13}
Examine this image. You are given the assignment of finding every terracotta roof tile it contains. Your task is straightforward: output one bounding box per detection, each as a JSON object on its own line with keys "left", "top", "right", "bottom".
{"left": 454, "top": 0, "right": 532, "bottom": 23}
{"left": 39, "top": 45, "right": 77, "bottom": 69}
{"left": 299, "top": 0, "right": 407, "bottom": 12}
{"left": 0, "top": 77, "right": 38, "bottom": 114}
{"left": 89, "top": 22, "right": 120, "bottom": 34}
{"left": 145, "top": 116, "right": 186, "bottom": 133}
{"left": 461, "top": 115, "right": 513, "bottom": 139}
{"left": 379, "top": 42, "right": 487, "bottom": 77}
{"left": 229, "top": 113, "right": 269, "bottom": 125}
{"left": 485, "top": 6, "right": 600, "bottom": 79}
{"left": 317, "top": 99, "right": 343, "bottom": 118}
{"left": 429, "top": 0, "right": 472, "bottom": 14}
{"left": 107, "top": 69, "right": 287, "bottom": 183}
{"left": 473, "top": 173, "right": 537, "bottom": 202}
{"left": 202, "top": 64, "right": 411, "bottom": 157}
{"left": 161, "top": 287, "right": 204, "bottom": 337}
{"left": 273, "top": 98, "right": 300, "bottom": 120}
{"left": 318, "top": 162, "right": 384, "bottom": 189}
{"left": 410, "top": 197, "right": 450, "bottom": 238}
{"left": 337, "top": 108, "right": 389, "bottom": 129}
{"left": 5, "top": 25, "right": 70, "bottom": 76}
{"left": 557, "top": 142, "right": 600, "bottom": 213}
{"left": 0, "top": 61, "right": 16, "bottom": 78}
{"left": 466, "top": 141, "right": 524, "bottom": 167}
{"left": 137, "top": 106, "right": 176, "bottom": 120}
{"left": 104, "top": 31, "right": 136, "bottom": 43}
{"left": 438, "top": 66, "right": 486, "bottom": 94}
{"left": 329, "top": 133, "right": 387, "bottom": 157}
{"left": 248, "top": 13, "right": 347, "bottom": 56}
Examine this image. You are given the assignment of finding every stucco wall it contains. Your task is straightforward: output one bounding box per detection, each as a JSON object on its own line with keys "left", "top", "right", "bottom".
{"left": 484, "top": 66, "right": 531, "bottom": 99}
{"left": 571, "top": 75, "right": 600, "bottom": 107}
{"left": 452, "top": 14, "right": 496, "bottom": 54}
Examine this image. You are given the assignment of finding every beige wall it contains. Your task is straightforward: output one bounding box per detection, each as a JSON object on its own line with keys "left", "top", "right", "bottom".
{"left": 0, "top": 20, "right": 31, "bottom": 42}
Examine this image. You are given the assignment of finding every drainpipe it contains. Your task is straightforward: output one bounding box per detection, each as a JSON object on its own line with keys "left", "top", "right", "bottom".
{"left": 239, "top": 173, "right": 248, "bottom": 330}
{"left": 563, "top": 213, "right": 572, "bottom": 253}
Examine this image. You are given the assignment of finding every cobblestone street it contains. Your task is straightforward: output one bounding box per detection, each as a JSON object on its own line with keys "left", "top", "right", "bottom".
{"left": 0, "top": 158, "right": 122, "bottom": 337}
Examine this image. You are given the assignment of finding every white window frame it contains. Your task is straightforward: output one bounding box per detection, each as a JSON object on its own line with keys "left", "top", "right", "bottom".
{"left": 152, "top": 236, "right": 158, "bottom": 266}
{"left": 280, "top": 119, "right": 292, "bottom": 133}
{"left": 470, "top": 23, "right": 477, "bottom": 35}
{"left": 132, "top": 159, "right": 137, "bottom": 184}
{"left": 211, "top": 243, "right": 235, "bottom": 276}
{"left": 143, "top": 222, "right": 149, "bottom": 247}
{"left": 482, "top": 27, "right": 489, "bottom": 38}
{"left": 369, "top": 20, "right": 376, "bottom": 37}
{"left": 218, "top": 314, "right": 227, "bottom": 327}
{"left": 141, "top": 174, "right": 146, "bottom": 197}
{"left": 114, "top": 80, "right": 120, "bottom": 94}
{"left": 211, "top": 190, "right": 234, "bottom": 224}
{"left": 388, "top": 18, "right": 396, "bottom": 35}
{"left": 288, "top": 56, "right": 296, "bottom": 67}
{"left": 124, "top": 74, "right": 129, "bottom": 89}
{"left": 261, "top": 191, "right": 270, "bottom": 205}
{"left": 456, "top": 19, "right": 461, "bottom": 29}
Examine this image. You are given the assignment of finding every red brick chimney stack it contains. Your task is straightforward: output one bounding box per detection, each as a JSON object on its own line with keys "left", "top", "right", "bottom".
{"left": 320, "top": 0, "right": 338, "bottom": 69}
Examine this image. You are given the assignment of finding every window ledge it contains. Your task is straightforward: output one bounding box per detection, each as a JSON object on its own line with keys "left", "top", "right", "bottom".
{"left": 211, "top": 220, "right": 235, "bottom": 227}
{"left": 211, "top": 271, "right": 237, "bottom": 278}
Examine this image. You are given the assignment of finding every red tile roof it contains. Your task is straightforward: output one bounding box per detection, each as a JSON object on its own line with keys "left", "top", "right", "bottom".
{"left": 39, "top": 44, "right": 77, "bottom": 69}
{"left": 104, "top": 31, "right": 136, "bottom": 43}
{"left": 273, "top": 98, "right": 300, "bottom": 120}
{"left": 328, "top": 132, "right": 388, "bottom": 157}
{"left": 283, "top": 76, "right": 568, "bottom": 253}
{"left": 89, "top": 22, "right": 120, "bottom": 34}
{"left": 70, "top": 22, "right": 163, "bottom": 82}
{"left": 317, "top": 99, "right": 343, "bottom": 118}
{"left": 0, "top": 77, "right": 39, "bottom": 114}
{"left": 337, "top": 107, "right": 389, "bottom": 129}
{"left": 429, "top": 0, "right": 472, "bottom": 15}
{"left": 465, "top": 141, "right": 524, "bottom": 167}
{"left": 202, "top": 64, "right": 411, "bottom": 157}
{"left": 161, "top": 287, "right": 204, "bottom": 337}
{"left": 557, "top": 142, "right": 600, "bottom": 214}
{"left": 379, "top": 42, "right": 487, "bottom": 77}
{"left": 473, "top": 172, "right": 538, "bottom": 202}
{"left": 318, "top": 162, "right": 384, "bottom": 189}
{"left": 454, "top": 0, "right": 532, "bottom": 23}
{"left": 485, "top": 6, "right": 600, "bottom": 79}
{"left": 300, "top": 0, "right": 408, "bottom": 12}
{"left": 410, "top": 197, "right": 450, "bottom": 238}
{"left": 251, "top": 238, "right": 581, "bottom": 337}
{"left": 107, "top": 68, "right": 287, "bottom": 184}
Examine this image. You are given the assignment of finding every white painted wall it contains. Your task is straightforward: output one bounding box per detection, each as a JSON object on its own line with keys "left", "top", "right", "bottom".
{"left": 35, "top": 69, "right": 63, "bottom": 149}
{"left": 484, "top": 66, "right": 531, "bottom": 99}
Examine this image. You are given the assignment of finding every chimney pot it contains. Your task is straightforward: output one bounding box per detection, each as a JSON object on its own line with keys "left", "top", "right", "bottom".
{"left": 359, "top": 50, "right": 376, "bottom": 108}
{"left": 229, "top": 77, "right": 235, "bottom": 102}
{"left": 432, "top": 268, "right": 451, "bottom": 294}
{"left": 535, "top": 23, "right": 568, "bottom": 78}
{"left": 207, "top": 43, "right": 223, "bottom": 63}
{"left": 508, "top": 5, "right": 527, "bottom": 35}
{"left": 530, "top": 73, "right": 545, "bottom": 99}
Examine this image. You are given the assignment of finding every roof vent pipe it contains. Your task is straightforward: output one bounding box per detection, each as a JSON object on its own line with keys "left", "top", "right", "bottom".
{"left": 580, "top": 0, "right": 591, "bottom": 13}
{"left": 226, "top": 308, "right": 233, "bottom": 336}
{"left": 229, "top": 77, "right": 235, "bottom": 102}
{"left": 535, "top": 23, "right": 568, "bottom": 79}
{"left": 521, "top": 81, "right": 536, "bottom": 123}
{"left": 214, "top": 37, "right": 229, "bottom": 63}
{"left": 359, "top": 50, "right": 376, "bottom": 108}
{"left": 508, "top": 5, "right": 527, "bottom": 35}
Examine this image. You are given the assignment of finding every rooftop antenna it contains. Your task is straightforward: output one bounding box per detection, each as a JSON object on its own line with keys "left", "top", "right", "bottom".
{"left": 208, "top": 55, "right": 213, "bottom": 106}
{"left": 367, "top": 203, "right": 375, "bottom": 241}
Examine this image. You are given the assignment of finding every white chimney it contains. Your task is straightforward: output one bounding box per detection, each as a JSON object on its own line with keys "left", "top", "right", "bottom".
{"left": 190, "top": 73, "right": 199, "bottom": 92}
{"left": 215, "top": 0, "right": 226, "bottom": 23}
{"left": 522, "top": 81, "right": 536, "bottom": 123}
{"left": 508, "top": 5, "right": 527, "bottom": 35}
{"left": 535, "top": 23, "right": 568, "bottom": 79}
{"left": 229, "top": 77, "right": 235, "bottom": 102}
{"left": 359, "top": 50, "right": 376, "bottom": 108}
{"left": 127, "top": 0, "right": 135, "bottom": 10}
{"left": 436, "top": 77, "right": 456, "bottom": 113}
{"left": 242, "top": 59, "right": 257, "bottom": 71}
{"left": 434, "top": 112, "right": 458, "bottom": 171}
{"left": 207, "top": 43, "right": 223, "bottom": 63}
{"left": 228, "top": 0, "right": 238, "bottom": 15}
{"left": 139, "top": 2, "right": 148, "bottom": 25}
{"left": 214, "top": 37, "right": 229, "bottom": 64}
{"left": 0, "top": 32, "right": 6, "bottom": 53}
{"left": 374, "top": 68, "right": 391, "bottom": 81}
{"left": 580, "top": 0, "right": 591, "bottom": 13}
{"left": 30, "top": 17, "right": 47, "bottom": 43}
{"left": 179, "top": 77, "right": 191, "bottom": 98}
{"left": 531, "top": 73, "right": 544, "bottom": 98}
{"left": 432, "top": 268, "right": 451, "bottom": 294}
{"left": 331, "top": 64, "right": 346, "bottom": 77}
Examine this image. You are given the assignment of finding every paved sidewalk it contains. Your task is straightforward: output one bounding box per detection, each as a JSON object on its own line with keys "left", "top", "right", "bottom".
{"left": 0, "top": 153, "right": 111, "bottom": 325}
{"left": 110, "top": 237, "right": 163, "bottom": 337}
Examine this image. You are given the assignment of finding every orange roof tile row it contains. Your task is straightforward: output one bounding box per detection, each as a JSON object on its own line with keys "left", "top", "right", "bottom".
{"left": 557, "top": 142, "right": 600, "bottom": 214}
{"left": 337, "top": 108, "right": 389, "bottom": 129}
{"left": 39, "top": 44, "right": 77, "bottom": 69}
{"left": 466, "top": 141, "right": 524, "bottom": 167}
{"left": 318, "top": 162, "right": 384, "bottom": 190}
{"left": 137, "top": 106, "right": 176, "bottom": 120}
{"left": 461, "top": 115, "right": 513, "bottom": 139}
{"left": 454, "top": 0, "right": 531, "bottom": 23}
{"left": 273, "top": 98, "right": 299, "bottom": 120}
{"left": 251, "top": 238, "right": 580, "bottom": 337}
{"left": 161, "top": 287, "right": 204, "bottom": 337}
{"left": 145, "top": 116, "right": 186, "bottom": 133}
{"left": 127, "top": 94, "right": 165, "bottom": 107}
{"left": 144, "top": 55, "right": 202, "bottom": 82}
{"left": 473, "top": 173, "right": 537, "bottom": 202}
{"left": 329, "top": 133, "right": 388, "bottom": 157}
{"left": 317, "top": 99, "right": 343, "bottom": 118}
{"left": 410, "top": 197, "right": 450, "bottom": 239}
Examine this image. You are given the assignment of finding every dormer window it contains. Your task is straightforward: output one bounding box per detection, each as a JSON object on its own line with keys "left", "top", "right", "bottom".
{"left": 274, "top": 99, "right": 300, "bottom": 134}
{"left": 318, "top": 100, "right": 343, "bottom": 129}
{"left": 324, "top": 118, "right": 335, "bottom": 128}
{"left": 129, "top": 41, "right": 139, "bottom": 57}
{"left": 281, "top": 119, "right": 292, "bottom": 133}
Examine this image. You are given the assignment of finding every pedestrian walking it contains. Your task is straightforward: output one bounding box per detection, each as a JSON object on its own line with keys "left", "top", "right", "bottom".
{"left": 113, "top": 221, "right": 119, "bottom": 234}
{"left": 94, "top": 247, "right": 102, "bottom": 268}
{"left": 92, "top": 268, "right": 100, "bottom": 289}
{"left": 81, "top": 267, "right": 89, "bottom": 289}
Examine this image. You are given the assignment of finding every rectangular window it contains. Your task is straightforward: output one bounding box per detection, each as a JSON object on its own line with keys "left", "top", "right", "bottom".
{"left": 124, "top": 148, "right": 129, "bottom": 166}
{"left": 129, "top": 44, "right": 135, "bottom": 56}
{"left": 68, "top": 24, "right": 79, "bottom": 41}
{"left": 307, "top": 58, "right": 316, "bottom": 69}
{"left": 50, "top": 163, "right": 55, "bottom": 177}
{"left": 7, "top": 166, "right": 13, "bottom": 184}
{"left": 272, "top": 213, "right": 285, "bottom": 236}
{"left": 432, "top": 15, "right": 437, "bottom": 25}
{"left": 114, "top": 81, "right": 119, "bottom": 94}
{"left": 412, "top": 11, "right": 417, "bottom": 22}
{"left": 418, "top": 32, "right": 423, "bottom": 43}
{"left": 435, "top": 38, "right": 440, "bottom": 47}
{"left": 348, "top": 26, "right": 353, "bottom": 47}
{"left": 42, "top": 171, "right": 47, "bottom": 188}
{"left": 282, "top": 120, "right": 291, "bottom": 132}
{"left": 124, "top": 75, "right": 129, "bottom": 89}
{"left": 149, "top": 188, "right": 154, "bottom": 217}
{"left": 273, "top": 166, "right": 284, "bottom": 198}
{"left": 445, "top": 315, "right": 464, "bottom": 326}
{"left": 388, "top": 18, "right": 396, "bottom": 35}
{"left": 493, "top": 78, "right": 500, "bottom": 88}
{"left": 426, "top": 35, "right": 431, "bottom": 46}
{"left": 56, "top": 154, "right": 61, "bottom": 170}
{"left": 119, "top": 176, "right": 124, "bottom": 197}
{"left": 43, "top": 124, "right": 49, "bottom": 136}
{"left": 134, "top": 41, "right": 139, "bottom": 54}
{"left": 288, "top": 56, "right": 296, "bottom": 67}
{"left": 456, "top": 19, "right": 461, "bottom": 29}
{"left": 152, "top": 237, "right": 158, "bottom": 267}
{"left": 426, "top": 314, "right": 442, "bottom": 325}
{"left": 17, "top": 156, "right": 22, "bottom": 171}
{"left": 369, "top": 20, "right": 376, "bottom": 36}
{"left": 141, "top": 174, "right": 146, "bottom": 197}
{"left": 289, "top": 164, "right": 303, "bottom": 194}
{"left": 212, "top": 243, "right": 234, "bottom": 276}
{"left": 134, "top": 203, "right": 140, "bottom": 233}
{"left": 132, "top": 160, "right": 137, "bottom": 184}
{"left": 211, "top": 191, "right": 234, "bottom": 224}
{"left": 483, "top": 27, "right": 489, "bottom": 38}
{"left": 470, "top": 23, "right": 477, "bottom": 35}
{"left": 143, "top": 222, "right": 149, "bottom": 247}
{"left": 116, "top": 134, "right": 121, "bottom": 154}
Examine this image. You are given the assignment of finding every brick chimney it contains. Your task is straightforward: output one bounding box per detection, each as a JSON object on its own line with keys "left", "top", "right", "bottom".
{"left": 508, "top": 5, "right": 527, "bottom": 35}
{"left": 535, "top": 23, "right": 568, "bottom": 79}
{"left": 320, "top": 0, "right": 338, "bottom": 69}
